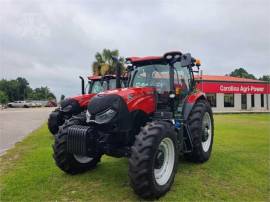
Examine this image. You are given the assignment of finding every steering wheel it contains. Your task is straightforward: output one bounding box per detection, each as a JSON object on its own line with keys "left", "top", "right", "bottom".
{"left": 163, "top": 51, "right": 182, "bottom": 64}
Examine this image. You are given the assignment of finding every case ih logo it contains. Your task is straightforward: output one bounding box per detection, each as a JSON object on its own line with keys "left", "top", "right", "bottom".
{"left": 197, "top": 82, "right": 270, "bottom": 94}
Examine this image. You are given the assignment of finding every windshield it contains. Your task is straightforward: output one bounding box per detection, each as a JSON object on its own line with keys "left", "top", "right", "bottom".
{"left": 103, "top": 78, "right": 125, "bottom": 90}
{"left": 131, "top": 64, "right": 170, "bottom": 93}
{"left": 130, "top": 62, "right": 191, "bottom": 94}
{"left": 89, "top": 80, "right": 103, "bottom": 93}
{"left": 103, "top": 79, "right": 116, "bottom": 90}
{"left": 89, "top": 78, "right": 125, "bottom": 93}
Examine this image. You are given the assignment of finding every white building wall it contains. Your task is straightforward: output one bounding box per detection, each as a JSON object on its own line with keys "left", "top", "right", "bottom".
{"left": 247, "top": 94, "right": 251, "bottom": 110}
{"left": 265, "top": 94, "right": 270, "bottom": 110}
{"left": 212, "top": 93, "right": 223, "bottom": 112}
{"left": 263, "top": 94, "right": 267, "bottom": 109}
{"left": 212, "top": 93, "right": 239, "bottom": 112}
{"left": 254, "top": 94, "right": 261, "bottom": 109}
{"left": 262, "top": 94, "right": 269, "bottom": 110}
{"left": 234, "top": 94, "right": 241, "bottom": 110}
{"left": 210, "top": 93, "right": 270, "bottom": 112}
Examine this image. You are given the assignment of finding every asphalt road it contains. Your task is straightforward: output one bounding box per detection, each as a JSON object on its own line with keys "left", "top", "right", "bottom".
{"left": 0, "top": 107, "right": 54, "bottom": 155}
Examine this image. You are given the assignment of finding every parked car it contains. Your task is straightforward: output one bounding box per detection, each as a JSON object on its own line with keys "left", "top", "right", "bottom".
{"left": 7, "top": 101, "right": 33, "bottom": 108}
{"left": 45, "top": 100, "right": 57, "bottom": 107}
{"left": 31, "top": 102, "right": 42, "bottom": 107}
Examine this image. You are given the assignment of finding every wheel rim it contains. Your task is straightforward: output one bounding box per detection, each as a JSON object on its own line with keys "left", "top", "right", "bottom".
{"left": 154, "top": 137, "right": 175, "bottom": 186}
{"left": 73, "top": 155, "right": 93, "bottom": 164}
{"left": 201, "top": 112, "right": 212, "bottom": 152}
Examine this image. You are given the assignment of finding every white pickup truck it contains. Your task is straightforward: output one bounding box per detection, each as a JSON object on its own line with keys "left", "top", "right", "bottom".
{"left": 7, "top": 101, "right": 35, "bottom": 108}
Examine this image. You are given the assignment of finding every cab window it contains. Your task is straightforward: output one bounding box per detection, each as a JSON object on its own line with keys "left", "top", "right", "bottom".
{"left": 131, "top": 64, "right": 170, "bottom": 94}
{"left": 174, "top": 62, "right": 190, "bottom": 93}
{"left": 90, "top": 81, "right": 103, "bottom": 93}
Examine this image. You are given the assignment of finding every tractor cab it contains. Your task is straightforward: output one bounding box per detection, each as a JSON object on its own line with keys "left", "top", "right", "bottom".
{"left": 86, "top": 76, "right": 103, "bottom": 94}
{"left": 127, "top": 51, "right": 200, "bottom": 115}
{"left": 87, "top": 75, "right": 127, "bottom": 94}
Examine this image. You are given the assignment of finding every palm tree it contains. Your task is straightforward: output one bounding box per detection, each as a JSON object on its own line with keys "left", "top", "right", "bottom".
{"left": 92, "top": 49, "right": 125, "bottom": 76}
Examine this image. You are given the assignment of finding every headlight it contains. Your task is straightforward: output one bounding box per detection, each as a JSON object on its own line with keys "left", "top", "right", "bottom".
{"left": 95, "top": 109, "right": 117, "bottom": 124}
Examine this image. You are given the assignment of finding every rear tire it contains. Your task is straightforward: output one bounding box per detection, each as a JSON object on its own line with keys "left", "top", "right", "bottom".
{"left": 53, "top": 119, "right": 101, "bottom": 174}
{"left": 128, "top": 121, "right": 178, "bottom": 199}
{"left": 185, "top": 99, "right": 214, "bottom": 163}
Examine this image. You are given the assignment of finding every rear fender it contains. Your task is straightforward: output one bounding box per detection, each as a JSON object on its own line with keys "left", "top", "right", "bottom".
{"left": 182, "top": 92, "right": 207, "bottom": 121}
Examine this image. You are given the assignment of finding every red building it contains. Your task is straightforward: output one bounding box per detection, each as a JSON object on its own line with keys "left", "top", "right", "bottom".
{"left": 196, "top": 75, "right": 270, "bottom": 112}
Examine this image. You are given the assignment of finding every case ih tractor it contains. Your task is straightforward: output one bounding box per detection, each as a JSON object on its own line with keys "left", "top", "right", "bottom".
{"left": 48, "top": 75, "right": 127, "bottom": 135}
{"left": 53, "top": 51, "right": 214, "bottom": 199}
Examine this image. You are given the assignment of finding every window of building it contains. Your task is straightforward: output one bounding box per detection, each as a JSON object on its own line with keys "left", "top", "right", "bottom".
{"left": 224, "top": 94, "right": 234, "bottom": 107}
{"left": 241, "top": 94, "right": 247, "bottom": 110}
{"left": 251, "top": 94, "right": 255, "bottom": 107}
{"left": 261, "top": 94, "right": 264, "bottom": 107}
{"left": 206, "top": 93, "right": 216, "bottom": 107}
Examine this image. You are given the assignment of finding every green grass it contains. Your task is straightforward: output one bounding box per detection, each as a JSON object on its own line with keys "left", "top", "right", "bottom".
{"left": 0, "top": 114, "right": 269, "bottom": 201}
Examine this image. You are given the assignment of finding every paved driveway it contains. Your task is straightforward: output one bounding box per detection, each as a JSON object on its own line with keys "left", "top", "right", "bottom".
{"left": 0, "top": 107, "right": 54, "bottom": 155}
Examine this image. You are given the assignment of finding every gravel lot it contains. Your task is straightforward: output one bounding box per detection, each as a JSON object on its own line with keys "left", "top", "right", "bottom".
{"left": 0, "top": 107, "right": 54, "bottom": 155}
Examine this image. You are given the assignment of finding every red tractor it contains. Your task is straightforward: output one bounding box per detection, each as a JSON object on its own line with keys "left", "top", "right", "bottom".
{"left": 53, "top": 51, "right": 214, "bottom": 199}
{"left": 48, "top": 74, "right": 127, "bottom": 135}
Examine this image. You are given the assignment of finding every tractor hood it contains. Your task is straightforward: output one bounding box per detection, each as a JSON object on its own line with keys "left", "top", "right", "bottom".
{"left": 98, "top": 87, "right": 156, "bottom": 114}
{"left": 99, "top": 87, "right": 155, "bottom": 103}
{"left": 86, "top": 87, "right": 156, "bottom": 132}
{"left": 87, "top": 86, "right": 156, "bottom": 118}
{"left": 71, "top": 93, "right": 96, "bottom": 108}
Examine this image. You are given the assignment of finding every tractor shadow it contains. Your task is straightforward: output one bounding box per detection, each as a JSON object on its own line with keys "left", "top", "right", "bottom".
{"left": 64, "top": 155, "right": 204, "bottom": 201}
{"left": 66, "top": 156, "right": 137, "bottom": 200}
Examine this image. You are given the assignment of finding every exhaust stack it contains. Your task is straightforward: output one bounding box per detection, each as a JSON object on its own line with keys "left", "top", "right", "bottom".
{"left": 112, "top": 56, "right": 121, "bottom": 88}
{"left": 79, "top": 76, "right": 85, "bottom": 94}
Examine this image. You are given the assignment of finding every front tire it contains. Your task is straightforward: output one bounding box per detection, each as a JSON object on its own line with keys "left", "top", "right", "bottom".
{"left": 128, "top": 121, "right": 178, "bottom": 199}
{"left": 48, "top": 108, "right": 64, "bottom": 135}
{"left": 53, "top": 119, "right": 101, "bottom": 174}
{"left": 185, "top": 99, "right": 214, "bottom": 163}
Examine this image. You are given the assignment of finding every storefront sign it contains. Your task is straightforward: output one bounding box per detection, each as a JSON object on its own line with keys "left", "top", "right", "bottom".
{"left": 197, "top": 82, "right": 270, "bottom": 94}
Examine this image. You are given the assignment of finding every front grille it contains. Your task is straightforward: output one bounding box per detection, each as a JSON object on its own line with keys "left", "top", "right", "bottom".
{"left": 66, "top": 125, "right": 91, "bottom": 155}
{"left": 153, "top": 111, "right": 173, "bottom": 120}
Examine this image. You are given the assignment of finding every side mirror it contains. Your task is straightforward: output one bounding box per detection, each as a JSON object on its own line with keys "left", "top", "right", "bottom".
{"left": 180, "top": 53, "right": 193, "bottom": 67}
{"left": 127, "top": 64, "right": 134, "bottom": 72}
